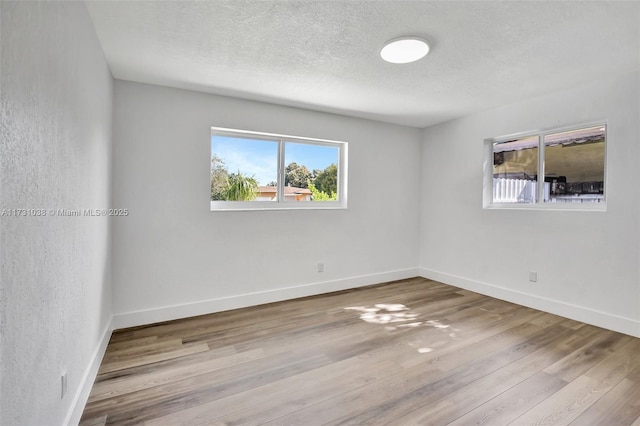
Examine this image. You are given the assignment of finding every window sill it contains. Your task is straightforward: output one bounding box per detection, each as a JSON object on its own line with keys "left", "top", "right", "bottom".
{"left": 210, "top": 201, "right": 347, "bottom": 211}
{"left": 484, "top": 202, "right": 606, "bottom": 212}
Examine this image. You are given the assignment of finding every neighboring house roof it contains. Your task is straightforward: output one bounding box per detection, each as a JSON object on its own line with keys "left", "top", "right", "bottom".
{"left": 258, "top": 186, "right": 312, "bottom": 195}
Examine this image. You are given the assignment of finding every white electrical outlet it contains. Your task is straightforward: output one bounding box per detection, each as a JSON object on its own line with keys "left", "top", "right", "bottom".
{"left": 529, "top": 271, "right": 537, "bottom": 282}
{"left": 317, "top": 263, "right": 324, "bottom": 272}
{"left": 61, "top": 372, "right": 68, "bottom": 399}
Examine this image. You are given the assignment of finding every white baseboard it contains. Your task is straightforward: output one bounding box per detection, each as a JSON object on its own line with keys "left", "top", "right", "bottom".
{"left": 112, "top": 268, "right": 420, "bottom": 330}
{"left": 64, "top": 318, "right": 113, "bottom": 426}
{"left": 419, "top": 267, "right": 640, "bottom": 338}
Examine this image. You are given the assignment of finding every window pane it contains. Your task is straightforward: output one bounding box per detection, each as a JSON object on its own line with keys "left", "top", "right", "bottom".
{"left": 284, "top": 142, "right": 339, "bottom": 202}
{"left": 492, "top": 135, "right": 539, "bottom": 204}
{"left": 543, "top": 126, "right": 605, "bottom": 204}
{"left": 211, "top": 135, "right": 278, "bottom": 201}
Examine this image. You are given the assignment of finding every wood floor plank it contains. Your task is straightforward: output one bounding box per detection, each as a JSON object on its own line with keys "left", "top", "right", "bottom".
{"left": 94, "top": 343, "right": 239, "bottom": 383}
{"left": 97, "top": 342, "right": 210, "bottom": 375}
{"left": 426, "top": 320, "right": 544, "bottom": 372}
{"left": 400, "top": 322, "right": 593, "bottom": 425}
{"left": 79, "top": 278, "right": 640, "bottom": 426}
{"left": 85, "top": 349, "right": 333, "bottom": 424}
{"left": 268, "top": 323, "right": 570, "bottom": 426}
{"left": 543, "top": 329, "right": 633, "bottom": 381}
{"left": 447, "top": 371, "right": 567, "bottom": 425}
{"left": 511, "top": 338, "right": 640, "bottom": 425}
{"left": 78, "top": 415, "right": 106, "bottom": 426}
{"left": 390, "top": 366, "right": 528, "bottom": 425}
{"left": 105, "top": 335, "right": 158, "bottom": 352}
{"left": 504, "top": 323, "right": 607, "bottom": 379}
{"left": 88, "top": 348, "right": 265, "bottom": 404}
{"left": 101, "top": 338, "right": 184, "bottom": 362}
{"left": 145, "top": 351, "right": 404, "bottom": 425}
{"left": 262, "top": 362, "right": 445, "bottom": 426}
{"left": 396, "top": 306, "right": 545, "bottom": 370}
{"left": 569, "top": 374, "right": 640, "bottom": 425}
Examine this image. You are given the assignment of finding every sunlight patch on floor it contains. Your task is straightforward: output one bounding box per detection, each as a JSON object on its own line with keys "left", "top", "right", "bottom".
{"left": 343, "top": 303, "right": 459, "bottom": 353}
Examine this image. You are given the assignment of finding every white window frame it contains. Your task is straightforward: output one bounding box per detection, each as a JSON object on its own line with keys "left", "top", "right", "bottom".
{"left": 483, "top": 121, "right": 607, "bottom": 211}
{"left": 210, "top": 127, "right": 348, "bottom": 211}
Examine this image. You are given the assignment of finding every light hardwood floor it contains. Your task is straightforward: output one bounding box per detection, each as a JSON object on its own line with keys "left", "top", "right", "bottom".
{"left": 80, "top": 278, "right": 640, "bottom": 425}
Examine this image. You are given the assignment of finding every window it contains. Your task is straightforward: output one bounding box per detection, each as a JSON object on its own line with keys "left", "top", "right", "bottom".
{"left": 485, "top": 123, "right": 606, "bottom": 209}
{"left": 210, "top": 127, "right": 347, "bottom": 210}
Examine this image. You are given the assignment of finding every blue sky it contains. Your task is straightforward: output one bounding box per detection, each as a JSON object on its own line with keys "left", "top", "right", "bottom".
{"left": 211, "top": 135, "right": 338, "bottom": 186}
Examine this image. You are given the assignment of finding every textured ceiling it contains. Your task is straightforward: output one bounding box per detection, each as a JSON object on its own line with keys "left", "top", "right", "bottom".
{"left": 86, "top": 1, "right": 640, "bottom": 128}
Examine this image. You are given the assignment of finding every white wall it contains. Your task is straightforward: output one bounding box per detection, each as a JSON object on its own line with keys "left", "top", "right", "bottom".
{"left": 420, "top": 71, "right": 640, "bottom": 337}
{"left": 111, "top": 80, "right": 421, "bottom": 326}
{"left": 0, "top": 2, "right": 113, "bottom": 425}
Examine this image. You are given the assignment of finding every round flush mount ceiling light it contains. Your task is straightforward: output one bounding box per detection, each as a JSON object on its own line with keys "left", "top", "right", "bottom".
{"left": 380, "top": 37, "right": 430, "bottom": 64}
